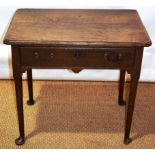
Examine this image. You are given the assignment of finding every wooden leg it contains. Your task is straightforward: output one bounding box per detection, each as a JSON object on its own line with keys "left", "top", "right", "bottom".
{"left": 14, "top": 75, "right": 25, "bottom": 145}
{"left": 124, "top": 73, "right": 139, "bottom": 144}
{"left": 27, "top": 69, "right": 35, "bottom": 105}
{"left": 118, "top": 69, "right": 126, "bottom": 106}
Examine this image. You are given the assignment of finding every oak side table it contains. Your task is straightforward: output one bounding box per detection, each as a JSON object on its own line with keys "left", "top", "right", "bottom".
{"left": 3, "top": 9, "right": 152, "bottom": 145}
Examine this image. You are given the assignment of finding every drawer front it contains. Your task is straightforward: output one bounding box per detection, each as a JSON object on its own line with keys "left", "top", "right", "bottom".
{"left": 20, "top": 47, "right": 135, "bottom": 69}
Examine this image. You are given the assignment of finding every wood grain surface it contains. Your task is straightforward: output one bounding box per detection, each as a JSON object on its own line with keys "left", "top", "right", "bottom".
{"left": 4, "top": 9, "right": 152, "bottom": 47}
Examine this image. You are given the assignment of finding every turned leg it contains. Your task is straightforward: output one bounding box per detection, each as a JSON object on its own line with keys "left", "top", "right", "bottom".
{"left": 124, "top": 73, "right": 139, "bottom": 144}
{"left": 118, "top": 69, "right": 126, "bottom": 106}
{"left": 14, "top": 75, "right": 25, "bottom": 145}
{"left": 27, "top": 69, "right": 35, "bottom": 105}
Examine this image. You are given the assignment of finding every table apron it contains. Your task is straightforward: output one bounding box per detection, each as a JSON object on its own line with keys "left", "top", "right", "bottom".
{"left": 20, "top": 47, "right": 135, "bottom": 70}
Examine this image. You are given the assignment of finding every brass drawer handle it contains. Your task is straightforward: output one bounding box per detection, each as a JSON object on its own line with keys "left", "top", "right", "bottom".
{"left": 104, "top": 53, "right": 123, "bottom": 61}
{"left": 34, "top": 52, "right": 39, "bottom": 59}
{"left": 117, "top": 53, "right": 123, "bottom": 61}
{"left": 50, "top": 52, "right": 54, "bottom": 59}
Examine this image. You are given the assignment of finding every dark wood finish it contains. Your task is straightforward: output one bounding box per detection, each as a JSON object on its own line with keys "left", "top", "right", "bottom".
{"left": 118, "top": 70, "right": 126, "bottom": 106}
{"left": 124, "top": 47, "right": 143, "bottom": 144}
{"left": 12, "top": 46, "right": 25, "bottom": 145}
{"left": 3, "top": 9, "right": 152, "bottom": 145}
{"left": 4, "top": 9, "right": 151, "bottom": 47}
{"left": 20, "top": 47, "right": 135, "bottom": 69}
{"left": 27, "top": 69, "right": 35, "bottom": 105}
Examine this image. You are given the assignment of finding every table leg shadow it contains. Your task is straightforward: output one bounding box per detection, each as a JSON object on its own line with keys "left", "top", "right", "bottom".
{"left": 26, "top": 81, "right": 155, "bottom": 143}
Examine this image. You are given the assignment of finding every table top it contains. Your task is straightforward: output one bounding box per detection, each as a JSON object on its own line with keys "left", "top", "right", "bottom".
{"left": 4, "top": 9, "right": 152, "bottom": 47}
